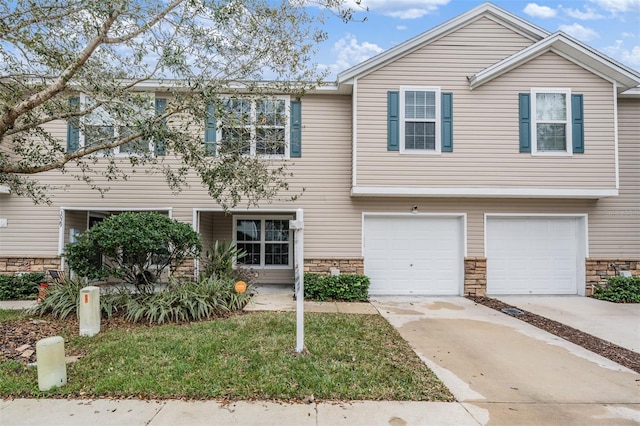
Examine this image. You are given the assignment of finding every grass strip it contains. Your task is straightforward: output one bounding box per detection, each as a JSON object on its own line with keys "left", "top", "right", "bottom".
{"left": 0, "top": 311, "right": 453, "bottom": 401}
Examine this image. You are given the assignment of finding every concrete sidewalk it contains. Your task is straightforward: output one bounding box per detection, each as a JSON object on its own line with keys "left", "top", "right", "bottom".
{"left": 243, "top": 293, "right": 378, "bottom": 314}
{"left": 496, "top": 295, "right": 640, "bottom": 353}
{"left": 0, "top": 300, "right": 36, "bottom": 310}
{"left": 0, "top": 399, "right": 479, "bottom": 426}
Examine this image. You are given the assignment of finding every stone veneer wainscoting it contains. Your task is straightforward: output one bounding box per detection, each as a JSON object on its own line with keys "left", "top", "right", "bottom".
{"left": 586, "top": 258, "right": 639, "bottom": 291}
{"left": 0, "top": 257, "right": 62, "bottom": 275}
{"left": 464, "top": 257, "right": 487, "bottom": 296}
{"left": 304, "top": 258, "right": 364, "bottom": 275}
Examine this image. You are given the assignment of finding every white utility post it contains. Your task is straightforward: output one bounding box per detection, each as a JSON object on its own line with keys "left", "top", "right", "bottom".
{"left": 290, "top": 209, "right": 304, "bottom": 353}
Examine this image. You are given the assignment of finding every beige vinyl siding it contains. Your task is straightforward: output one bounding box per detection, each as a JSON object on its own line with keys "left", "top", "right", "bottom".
{"left": 0, "top": 91, "right": 634, "bottom": 269}
{"left": 588, "top": 97, "right": 640, "bottom": 257}
{"left": 356, "top": 20, "right": 616, "bottom": 190}
{"left": 0, "top": 95, "right": 361, "bottom": 260}
{"left": 199, "top": 211, "right": 215, "bottom": 253}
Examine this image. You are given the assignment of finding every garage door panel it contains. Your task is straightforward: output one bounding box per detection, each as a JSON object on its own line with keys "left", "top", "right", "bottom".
{"left": 487, "top": 217, "right": 581, "bottom": 295}
{"left": 364, "top": 216, "right": 463, "bottom": 295}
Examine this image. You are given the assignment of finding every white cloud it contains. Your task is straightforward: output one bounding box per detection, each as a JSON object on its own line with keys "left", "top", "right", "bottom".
{"left": 559, "top": 23, "right": 599, "bottom": 41}
{"left": 353, "top": 0, "right": 451, "bottom": 20}
{"left": 396, "top": 25, "right": 408, "bottom": 30}
{"left": 320, "top": 34, "right": 384, "bottom": 76}
{"left": 524, "top": 3, "right": 557, "bottom": 18}
{"left": 563, "top": 6, "right": 605, "bottom": 19}
{"left": 589, "top": 0, "right": 640, "bottom": 13}
{"left": 387, "top": 8, "right": 432, "bottom": 19}
{"left": 603, "top": 40, "right": 640, "bottom": 69}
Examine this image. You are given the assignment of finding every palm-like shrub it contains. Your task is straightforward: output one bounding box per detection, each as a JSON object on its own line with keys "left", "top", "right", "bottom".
{"left": 31, "top": 276, "right": 251, "bottom": 324}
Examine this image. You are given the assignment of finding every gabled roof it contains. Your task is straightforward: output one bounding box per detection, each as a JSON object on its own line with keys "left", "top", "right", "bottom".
{"left": 469, "top": 32, "right": 640, "bottom": 91}
{"left": 336, "top": 2, "right": 549, "bottom": 84}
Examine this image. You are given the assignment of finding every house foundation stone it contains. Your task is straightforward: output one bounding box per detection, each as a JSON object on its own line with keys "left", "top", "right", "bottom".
{"left": 585, "top": 258, "right": 639, "bottom": 294}
{"left": 304, "top": 258, "right": 364, "bottom": 275}
{"left": 464, "top": 257, "right": 487, "bottom": 296}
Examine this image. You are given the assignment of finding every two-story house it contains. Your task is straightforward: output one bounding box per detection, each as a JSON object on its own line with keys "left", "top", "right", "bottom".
{"left": 1, "top": 3, "right": 638, "bottom": 296}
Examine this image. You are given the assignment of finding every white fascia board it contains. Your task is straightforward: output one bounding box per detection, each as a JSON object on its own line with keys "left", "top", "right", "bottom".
{"left": 351, "top": 186, "right": 618, "bottom": 199}
{"left": 337, "top": 2, "right": 548, "bottom": 84}
{"left": 0, "top": 185, "right": 9, "bottom": 194}
{"left": 470, "top": 33, "right": 640, "bottom": 90}
{"left": 619, "top": 87, "right": 640, "bottom": 98}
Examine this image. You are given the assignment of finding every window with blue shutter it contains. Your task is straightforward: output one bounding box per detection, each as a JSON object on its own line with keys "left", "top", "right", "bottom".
{"left": 387, "top": 91, "right": 399, "bottom": 151}
{"left": 441, "top": 92, "right": 453, "bottom": 152}
{"left": 390, "top": 88, "right": 452, "bottom": 153}
{"left": 521, "top": 90, "right": 583, "bottom": 154}
{"left": 154, "top": 98, "right": 167, "bottom": 155}
{"left": 204, "top": 103, "right": 216, "bottom": 156}
{"left": 67, "top": 97, "right": 80, "bottom": 153}
{"left": 290, "top": 100, "right": 301, "bottom": 158}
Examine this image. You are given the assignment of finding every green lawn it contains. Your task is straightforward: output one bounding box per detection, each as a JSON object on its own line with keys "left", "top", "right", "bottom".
{"left": 0, "top": 311, "right": 452, "bottom": 401}
{"left": 0, "top": 309, "right": 25, "bottom": 322}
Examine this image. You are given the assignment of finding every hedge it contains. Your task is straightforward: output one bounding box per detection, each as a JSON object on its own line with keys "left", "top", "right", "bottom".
{"left": 304, "top": 273, "right": 370, "bottom": 302}
{"left": 592, "top": 276, "right": 640, "bottom": 303}
{"left": 0, "top": 272, "right": 45, "bottom": 300}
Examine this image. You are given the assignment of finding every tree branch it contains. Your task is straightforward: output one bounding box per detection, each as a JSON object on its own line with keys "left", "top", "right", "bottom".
{"left": 102, "top": 0, "right": 183, "bottom": 44}
{"left": 0, "top": 8, "right": 121, "bottom": 140}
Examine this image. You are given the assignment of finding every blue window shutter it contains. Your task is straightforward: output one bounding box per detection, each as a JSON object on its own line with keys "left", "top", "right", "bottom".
{"left": 387, "top": 91, "right": 399, "bottom": 151}
{"left": 441, "top": 92, "right": 453, "bottom": 152}
{"left": 204, "top": 103, "right": 216, "bottom": 156}
{"left": 67, "top": 97, "right": 80, "bottom": 153}
{"left": 571, "top": 94, "right": 584, "bottom": 154}
{"left": 290, "top": 100, "right": 301, "bottom": 158}
{"left": 519, "top": 93, "right": 531, "bottom": 153}
{"left": 154, "top": 98, "right": 167, "bottom": 155}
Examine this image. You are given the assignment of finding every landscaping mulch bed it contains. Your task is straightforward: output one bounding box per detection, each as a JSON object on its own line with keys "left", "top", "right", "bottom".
{"left": 0, "top": 315, "right": 151, "bottom": 364}
{"left": 467, "top": 296, "right": 640, "bottom": 374}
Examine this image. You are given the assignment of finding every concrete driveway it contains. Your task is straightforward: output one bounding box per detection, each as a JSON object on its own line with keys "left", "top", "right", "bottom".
{"left": 496, "top": 296, "right": 640, "bottom": 353}
{"left": 371, "top": 297, "right": 640, "bottom": 426}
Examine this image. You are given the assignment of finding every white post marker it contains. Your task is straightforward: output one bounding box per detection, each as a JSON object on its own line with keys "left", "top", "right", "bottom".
{"left": 290, "top": 209, "right": 304, "bottom": 353}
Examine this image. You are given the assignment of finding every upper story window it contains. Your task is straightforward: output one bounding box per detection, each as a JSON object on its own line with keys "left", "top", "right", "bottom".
{"left": 217, "top": 96, "right": 289, "bottom": 158}
{"left": 80, "top": 94, "right": 154, "bottom": 156}
{"left": 400, "top": 87, "right": 441, "bottom": 154}
{"left": 531, "top": 88, "right": 572, "bottom": 155}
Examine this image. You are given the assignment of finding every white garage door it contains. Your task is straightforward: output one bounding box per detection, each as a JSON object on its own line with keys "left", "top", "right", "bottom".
{"left": 364, "top": 215, "right": 463, "bottom": 295}
{"left": 487, "top": 217, "right": 584, "bottom": 295}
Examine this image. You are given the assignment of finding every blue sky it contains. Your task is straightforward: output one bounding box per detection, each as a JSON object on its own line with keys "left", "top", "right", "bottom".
{"left": 312, "top": 0, "right": 640, "bottom": 77}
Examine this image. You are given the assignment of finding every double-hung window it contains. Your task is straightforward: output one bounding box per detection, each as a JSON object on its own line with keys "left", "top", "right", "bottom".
{"left": 531, "top": 88, "right": 572, "bottom": 155}
{"left": 400, "top": 87, "right": 441, "bottom": 154}
{"left": 218, "top": 97, "right": 289, "bottom": 158}
{"left": 234, "top": 217, "right": 292, "bottom": 268}
{"left": 80, "top": 94, "right": 153, "bottom": 156}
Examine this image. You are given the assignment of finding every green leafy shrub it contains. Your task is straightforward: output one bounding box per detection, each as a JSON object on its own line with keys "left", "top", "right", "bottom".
{"left": 64, "top": 212, "right": 202, "bottom": 293}
{"left": 30, "top": 277, "right": 84, "bottom": 319}
{"left": 30, "top": 276, "right": 251, "bottom": 323}
{"left": 0, "top": 273, "right": 44, "bottom": 300}
{"left": 592, "top": 276, "right": 640, "bottom": 303}
{"left": 304, "top": 273, "right": 370, "bottom": 302}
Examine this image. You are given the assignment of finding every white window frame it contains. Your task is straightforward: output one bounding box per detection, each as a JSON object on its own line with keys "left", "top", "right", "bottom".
{"left": 79, "top": 93, "right": 155, "bottom": 157}
{"left": 399, "top": 86, "right": 441, "bottom": 155}
{"left": 217, "top": 95, "right": 290, "bottom": 159}
{"left": 232, "top": 216, "right": 293, "bottom": 269}
{"left": 531, "top": 88, "right": 573, "bottom": 156}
